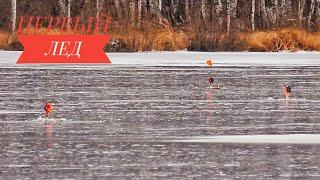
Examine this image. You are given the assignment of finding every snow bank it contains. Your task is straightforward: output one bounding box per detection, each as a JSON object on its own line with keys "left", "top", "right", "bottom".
{"left": 0, "top": 51, "right": 320, "bottom": 66}
{"left": 166, "top": 134, "right": 320, "bottom": 144}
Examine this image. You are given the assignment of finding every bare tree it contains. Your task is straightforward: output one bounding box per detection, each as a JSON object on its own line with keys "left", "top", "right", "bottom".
{"left": 283, "top": 0, "right": 293, "bottom": 26}
{"left": 266, "top": 6, "right": 276, "bottom": 26}
{"left": 115, "top": 0, "right": 121, "bottom": 20}
{"left": 159, "top": 0, "right": 162, "bottom": 14}
{"left": 96, "top": 0, "right": 103, "bottom": 18}
{"left": 315, "top": 0, "right": 320, "bottom": 24}
{"left": 279, "top": 0, "right": 286, "bottom": 26}
{"left": 274, "top": 0, "right": 279, "bottom": 26}
{"left": 308, "top": 0, "right": 316, "bottom": 29}
{"left": 7, "top": 0, "right": 320, "bottom": 46}
{"left": 185, "top": 0, "right": 190, "bottom": 23}
{"left": 138, "top": 0, "right": 143, "bottom": 27}
{"left": 298, "top": 0, "right": 306, "bottom": 27}
{"left": 260, "top": 0, "right": 268, "bottom": 28}
{"left": 171, "top": 0, "right": 179, "bottom": 24}
{"left": 149, "top": 0, "right": 155, "bottom": 15}
{"left": 172, "top": 0, "right": 179, "bottom": 15}
{"left": 231, "top": 0, "right": 238, "bottom": 18}
{"left": 227, "top": 0, "right": 238, "bottom": 35}
{"left": 215, "top": 0, "right": 223, "bottom": 27}
{"left": 82, "top": 0, "right": 90, "bottom": 19}
{"left": 149, "top": 0, "right": 161, "bottom": 18}
{"left": 201, "top": 0, "right": 208, "bottom": 21}
{"left": 251, "top": 0, "right": 255, "bottom": 31}
{"left": 226, "top": 0, "right": 231, "bottom": 34}
{"left": 67, "top": 0, "right": 71, "bottom": 29}
{"left": 59, "top": 0, "right": 67, "bottom": 16}
{"left": 11, "top": 0, "right": 16, "bottom": 32}
{"left": 129, "top": 0, "right": 136, "bottom": 23}
{"left": 280, "top": 0, "right": 286, "bottom": 17}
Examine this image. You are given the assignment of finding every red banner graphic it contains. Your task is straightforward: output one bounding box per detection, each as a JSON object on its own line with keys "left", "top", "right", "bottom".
{"left": 17, "top": 35, "right": 111, "bottom": 64}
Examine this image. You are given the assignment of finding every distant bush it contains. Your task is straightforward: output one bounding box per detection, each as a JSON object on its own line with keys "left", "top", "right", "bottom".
{"left": 2, "top": 27, "right": 320, "bottom": 52}
{"left": 0, "top": 30, "right": 10, "bottom": 49}
{"left": 108, "top": 21, "right": 190, "bottom": 52}
{"left": 240, "top": 28, "right": 320, "bottom": 52}
{"left": 0, "top": 28, "right": 77, "bottom": 51}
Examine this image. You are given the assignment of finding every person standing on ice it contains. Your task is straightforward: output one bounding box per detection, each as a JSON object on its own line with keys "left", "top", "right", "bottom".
{"left": 284, "top": 85, "right": 291, "bottom": 99}
{"left": 208, "top": 76, "right": 214, "bottom": 86}
{"left": 44, "top": 101, "right": 53, "bottom": 118}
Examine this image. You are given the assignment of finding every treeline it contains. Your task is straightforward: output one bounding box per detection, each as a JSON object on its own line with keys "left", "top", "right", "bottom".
{"left": 1, "top": 0, "right": 320, "bottom": 52}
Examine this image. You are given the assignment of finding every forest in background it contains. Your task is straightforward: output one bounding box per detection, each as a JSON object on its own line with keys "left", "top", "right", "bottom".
{"left": 1, "top": 0, "right": 320, "bottom": 52}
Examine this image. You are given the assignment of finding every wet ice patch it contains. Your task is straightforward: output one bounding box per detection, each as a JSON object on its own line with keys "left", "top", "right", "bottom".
{"left": 33, "top": 116, "right": 68, "bottom": 122}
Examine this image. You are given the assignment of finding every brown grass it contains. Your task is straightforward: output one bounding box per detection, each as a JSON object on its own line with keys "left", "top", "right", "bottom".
{"left": 0, "top": 30, "right": 10, "bottom": 49}
{"left": 240, "top": 28, "right": 320, "bottom": 51}
{"left": 18, "top": 27, "right": 88, "bottom": 35}
{"left": 108, "top": 22, "right": 191, "bottom": 51}
{"left": 0, "top": 28, "right": 83, "bottom": 50}
{"left": 1, "top": 24, "right": 191, "bottom": 51}
{"left": 1, "top": 27, "right": 320, "bottom": 52}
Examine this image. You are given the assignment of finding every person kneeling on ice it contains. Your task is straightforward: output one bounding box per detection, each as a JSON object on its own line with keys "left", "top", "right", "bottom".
{"left": 208, "top": 77, "right": 214, "bottom": 86}
{"left": 284, "top": 85, "right": 291, "bottom": 99}
{"left": 44, "top": 102, "right": 53, "bottom": 118}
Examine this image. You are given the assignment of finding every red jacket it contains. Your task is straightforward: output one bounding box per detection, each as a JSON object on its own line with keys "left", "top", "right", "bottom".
{"left": 44, "top": 103, "right": 53, "bottom": 113}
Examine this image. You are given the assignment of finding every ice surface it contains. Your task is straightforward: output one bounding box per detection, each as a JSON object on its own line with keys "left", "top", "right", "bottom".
{"left": 1, "top": 51, "right": 320, "bottom": 179}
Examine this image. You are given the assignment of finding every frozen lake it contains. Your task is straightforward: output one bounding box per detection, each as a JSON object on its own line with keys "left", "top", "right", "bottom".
{"left": 1, "top": 52, "right": 320, "bottom": 179}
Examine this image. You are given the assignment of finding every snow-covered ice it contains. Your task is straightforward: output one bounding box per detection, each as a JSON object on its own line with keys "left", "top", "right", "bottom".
{"left": 1, "top": 51, "right": 320, "bottom": 66}
{"left": 166, "top": 134, "right": 320, "bottom": 144}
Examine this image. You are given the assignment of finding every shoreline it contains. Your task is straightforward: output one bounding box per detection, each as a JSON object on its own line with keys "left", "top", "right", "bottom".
{"left": 0, "top": 51, "right": 320, "bottom": 66}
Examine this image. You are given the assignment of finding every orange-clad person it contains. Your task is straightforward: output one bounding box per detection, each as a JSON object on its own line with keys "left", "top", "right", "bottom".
{"left": 44, "top": 102, "right": 53, "bottom": 118}
{"left": 284, "top": 85, "right": 291, "bottom": 99}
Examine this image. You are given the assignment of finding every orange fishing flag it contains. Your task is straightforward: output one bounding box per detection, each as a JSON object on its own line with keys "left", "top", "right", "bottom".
{"left": 206, "top": 59, "right": 213, "bottom": 67}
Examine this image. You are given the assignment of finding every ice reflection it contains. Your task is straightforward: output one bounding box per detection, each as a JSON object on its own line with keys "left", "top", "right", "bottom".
{"left": 45, "top": 123, "right": 53, "bottom": 149}
{"left": 205, "top": 90, "right": 215, "bottom": 126}
{"left": 285, "top": 98, "right": 289, "bottom": 109}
